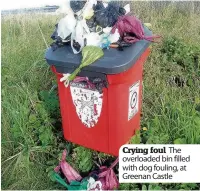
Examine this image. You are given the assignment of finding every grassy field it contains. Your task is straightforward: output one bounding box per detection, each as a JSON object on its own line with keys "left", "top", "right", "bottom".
{"left": 1, "top": 3, "right": 200, "bottom": 190}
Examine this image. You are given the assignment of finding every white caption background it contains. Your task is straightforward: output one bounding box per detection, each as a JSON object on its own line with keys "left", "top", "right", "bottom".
{"left": 119, "top": 144, "right": 200, "bottom": 183}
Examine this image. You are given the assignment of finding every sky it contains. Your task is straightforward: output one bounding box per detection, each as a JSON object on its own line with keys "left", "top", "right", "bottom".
{"left": 1, "top": 0, "right": 65, "bottom": 10}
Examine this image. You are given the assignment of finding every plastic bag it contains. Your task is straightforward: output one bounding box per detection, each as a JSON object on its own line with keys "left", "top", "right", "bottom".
{"left": 85, "top": 32, "right": 101, "bottom": 47}
{"left": 112, "top": 15, "right": 160, "bottom": 43}
{"left": 70, "top": 0, "right": 86, "bottom": 13}
{"left": 50, "top": 172, "right": 69, "bottom": 189}
{"left": 102, "top": 27, "right": 112, "bottom": 34}
{"left": 124, "top": 4, "right": 130, "bottom": 14}
{"left": 108, "top": 29, "right": 120, "bottom": 43}
{"left": 102, "top": 27, "right": 120, "bottom": 44}
{"left": 50, "top": 3, "right": 75, "bottom": 50}
{"left": 71, "top": 19, "right": 90, "bottom": 54}
{"left": 65, "top": 179, "right": 88, "bottom": 190}
{"left": 94, "top": 2, "right": 126, "bottom": 28}
{"left": 71, "top": 22, "right": 84, "bottom": 54}
{"left": 84, "top": 8, "right": 94, "bottom": 20}
{"left": 52, "top": 150, "right": 119, "bottom": 190}
{"left": 87, "top": 177, "right": 102, "bottom": 190}
{"left": 89, "top": 158, "right": 119, "bottom": 190}
{"left": 93, "top": 1, "right": 105, "bottom": 11}
{"left": 86, "top": 16, "right": 97, "bottom": 32}
{"left": 54, "top": 149, "right": 82, "bottom": 183}
{"left": 82, "top": 0, "right": 97, "bottom": 20}
{"left": 56, "top": 0, "right": 74, "bottom": 14}
{"left": 98, "top": 158, "right": 119, "bottom": 190}
{"left": 57, "top": 13, "right": 76, "bottom": 40}
{"left": 50, "top": 23, "right": 71, "bottom": 51}
{"left": 100, "top": 34, "right": 110, "bottom": 49}
{"left": 51, "top": 172, "right": 89, "bottom": 190}
{"left": 98, "top": 28, "right": 120, "bottom": 49}
{"left": 51, "top": 24, "right": 59, "bottom": 40}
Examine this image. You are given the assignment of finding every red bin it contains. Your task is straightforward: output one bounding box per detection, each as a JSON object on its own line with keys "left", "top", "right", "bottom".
{"left": 45, "top": 26, "right": 152, "bottom": 156}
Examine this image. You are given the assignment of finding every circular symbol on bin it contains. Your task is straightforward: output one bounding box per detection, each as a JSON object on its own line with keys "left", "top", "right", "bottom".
{"left": 130, "top": 91, "right": 137, "bottom": 109}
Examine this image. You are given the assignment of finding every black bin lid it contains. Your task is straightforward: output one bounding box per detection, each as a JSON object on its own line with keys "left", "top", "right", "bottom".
{"left": 45, "top": 26, "right": 152, "bottom": 74}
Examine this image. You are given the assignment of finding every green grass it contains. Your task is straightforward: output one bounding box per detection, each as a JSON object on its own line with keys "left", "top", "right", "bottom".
{"left": 2, "top": 4, "right": 200, "bottom": 190}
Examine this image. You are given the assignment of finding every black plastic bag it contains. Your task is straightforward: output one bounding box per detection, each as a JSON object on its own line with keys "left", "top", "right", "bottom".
{"left": 51, "top": 24, "right": 59, "bottom": 40}
{"left": 86, "top": 16, "right": 97, "bottom": 32}
{"left": 51, "top": 23, "right": 71, "bottom": 41}
{"left": 50, "top": 38, "right": 70, "bottom": 51}
{"left": 70, "top": 1, "right": 86, "bottom": 13}
{"left": 50, "top": 24, "right": 71, "bottom": 51}
{"left": 94, "top": 2, "right": 126, "bottom": 28}
{"left": 72, "top": 40, "right": 81, "bottom": 52}
{"left": 93, "top": 1, "right": 104, "bottom": 11}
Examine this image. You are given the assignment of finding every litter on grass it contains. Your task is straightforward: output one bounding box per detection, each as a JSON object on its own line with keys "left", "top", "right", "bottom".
{"left": 53, "top": 149, "right": 119, "bottom": 190}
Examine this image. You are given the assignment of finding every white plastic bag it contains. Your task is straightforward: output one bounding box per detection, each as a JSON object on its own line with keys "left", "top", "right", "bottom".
{"left": 124, "top": 4, "right": 130, "bottom": 14}
{"left": 71, "top": 19, "right": 90, "bottom": 54}
{"left": 56, "top": 0, "right": 74, "bottom": 15}
{"left": 108, "top": 29, "right": 120, "bottom": 43}
{"left": 103, "top": 2, "right": 108, "bottom": 8}
{"left": 85, "top": 32, "right": 101, "bottom": 47}
{"left": 83, "top": 0, "right": 97, "bottom": 19}
{"left": 87, "top": 177, "right": 102, "bottom": 191}
{"left": 103, "top": 27, "right": 112, "bottom": 34}
{"left": 102, "top": 27, "right": 120, "bottom": 44}
{"left": 57, "top": 13, "right": 76, "bottom": 40}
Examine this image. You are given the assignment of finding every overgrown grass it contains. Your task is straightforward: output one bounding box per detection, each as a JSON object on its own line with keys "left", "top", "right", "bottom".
{"left": 2, "top": 4, "right": 200, "bottom": 190}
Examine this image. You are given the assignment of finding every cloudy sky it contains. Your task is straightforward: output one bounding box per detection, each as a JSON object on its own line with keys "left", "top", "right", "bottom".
{"left": 1, "top": 0, "right": 65, "bottom": 10}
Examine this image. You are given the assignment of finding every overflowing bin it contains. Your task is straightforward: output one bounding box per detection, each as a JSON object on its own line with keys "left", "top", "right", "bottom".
{"left": 45, "top": 26, "right": 152, "bottom": 156}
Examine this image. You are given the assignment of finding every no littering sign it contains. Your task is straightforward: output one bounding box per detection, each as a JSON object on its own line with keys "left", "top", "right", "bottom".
{"left": 128, "top": 81, "right": 140, "bottom": 120}
{"left": 119, "top": 144, "right": 200, "bottom": 183}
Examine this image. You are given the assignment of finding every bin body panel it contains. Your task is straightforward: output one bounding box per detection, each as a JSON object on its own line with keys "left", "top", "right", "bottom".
{"left": 55, "top": 70, "right": 109, "bottom": 152}
{"left": 107, "top": 48, "right": 150, "bottom": 155}
{"left": 52, "top": 48, "right": 150, "bottom": 156}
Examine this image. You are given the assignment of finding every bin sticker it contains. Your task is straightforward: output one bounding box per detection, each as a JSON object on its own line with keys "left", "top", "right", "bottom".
{"left": 128, "top": 81, "right": 140, "bottom": 120}
{"left": 70, "top": 83, "right": 103, "bottom": 128}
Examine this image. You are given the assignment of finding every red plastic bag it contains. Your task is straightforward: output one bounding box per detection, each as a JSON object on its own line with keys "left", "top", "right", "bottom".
{"left": 98, "top": 158, "right": 119, "bottom": 190}
{"left": 111, "top": 15, "right": 160, "bottom": 43}
{"left": 54, "top": 149, "right": 82, "bottom": 183}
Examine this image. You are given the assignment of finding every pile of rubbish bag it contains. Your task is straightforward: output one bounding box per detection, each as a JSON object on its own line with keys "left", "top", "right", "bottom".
{"left": 51, "top": 0, "right": 130, "bottom": 53}
{"left": 51, "top": 0, "right": 160, "bottom": 54}
{"left": 50, "top": 0, "right": 160, "bottom": 84}
{"left": 51, "top": 149, "right": 119, "bottom": 190}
